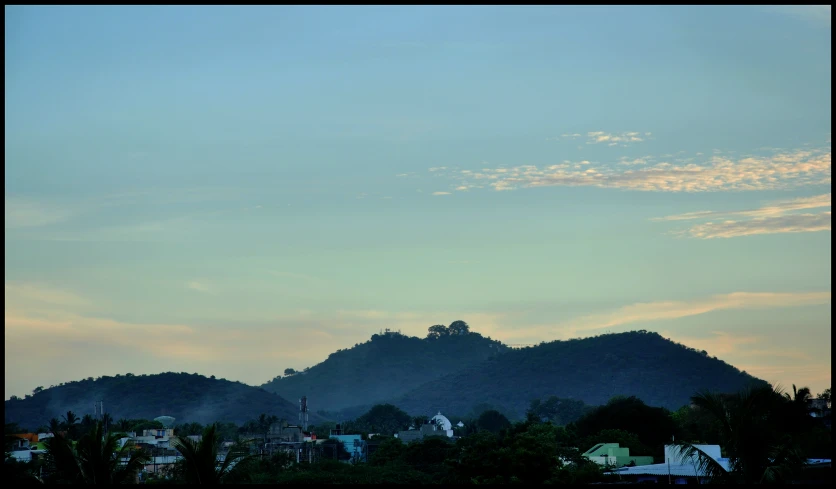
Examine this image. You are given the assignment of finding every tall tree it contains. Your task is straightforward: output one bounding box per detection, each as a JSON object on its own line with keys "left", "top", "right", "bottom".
{"left": 476, "top": 410, "right": 511, "bottom": 434}
{"left": 62, "top": 411, "right": 79, "bottom": 439}
{"left": 170, "top": 423, "right": 252, "bottom": 484}
{"left": 447, "top": 320, "right": 470, "bottom": 336}
{"left": 354, "top": 404, "right": 412, "bottom": 435}
{"left": 426, "top": 324, "right": 448, "bottom": 339}
{"left": 43, "top": 422, "right": 149, "bottom": 484}
{"left": 674, "top": 385, "right": 809, "bottom": 484}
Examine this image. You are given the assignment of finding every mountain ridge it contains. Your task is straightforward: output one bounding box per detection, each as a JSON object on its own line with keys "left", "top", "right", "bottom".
{"left": 261, "top": 325, "right": 507, "bottom": 414}
{"left": 391, "top": 330, "right": 768, "bottom": 417}
{"left": 4, "top": 371, "right": 325, "bottom": 429}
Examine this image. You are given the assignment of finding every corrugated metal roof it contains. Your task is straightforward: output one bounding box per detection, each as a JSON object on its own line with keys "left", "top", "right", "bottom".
{"left": 614, "top": 458, "right": 831, "bottom": 477}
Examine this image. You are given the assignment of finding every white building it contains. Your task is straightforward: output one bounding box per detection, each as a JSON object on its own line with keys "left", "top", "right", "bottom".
{"left": 612, "top": 445, "right": 832, "bottom": 484}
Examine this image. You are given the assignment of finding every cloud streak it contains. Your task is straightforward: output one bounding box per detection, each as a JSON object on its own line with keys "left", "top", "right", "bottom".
{"left": 655, "top": 193, "right": 832, "bottom": 239}
{"left": 186, "top": 281, "right": 214, "bottom": 294}
{"left": 655, "top": 193, "right": 832, "bottom": 221}
{"left": 765, "top": 5, "right": 831, "bottom": 27}
{"left": 448, "top": 146, "right": 831, "bottom": 193}
{"left": 561, "top": 291, "right": 831, "bottom": 334}
{"left": 4, "top": 197, "right": 75, "bottom": 229}
{"left": 684, "top": 212, "right": 831, "bottom": 239}
{"left": 558, "top": 131, "right": 651, "bottom": 146}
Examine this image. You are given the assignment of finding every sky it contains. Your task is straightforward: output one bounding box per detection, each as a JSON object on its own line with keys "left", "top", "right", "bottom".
{"left": 4, "top": 5, "right": 831, "bottom": 400}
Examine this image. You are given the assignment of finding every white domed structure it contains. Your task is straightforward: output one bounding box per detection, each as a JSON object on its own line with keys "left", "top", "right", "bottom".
{"left": 154, "top": 416, "right": 176, "bottom": 428}
{"left": 431, "top": 412, "right": 452, "bottom": 431}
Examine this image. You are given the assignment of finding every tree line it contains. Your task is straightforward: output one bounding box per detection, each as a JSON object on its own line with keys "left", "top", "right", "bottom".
{"left": 4, "top": 382, "right": 830, "bottom": 484}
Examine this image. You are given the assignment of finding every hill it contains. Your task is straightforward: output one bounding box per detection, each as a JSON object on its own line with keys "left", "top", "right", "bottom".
{"left": 261, "top": 322, "right": 507, "bottom": 414}
{"left": 3, "top": 372, "right": 325, "bottom": 429}
{"left": 391, "top": 330, "right": 768, "bottom": 418}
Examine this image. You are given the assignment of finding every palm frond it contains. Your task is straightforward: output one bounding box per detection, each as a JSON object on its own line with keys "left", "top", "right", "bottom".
{"left": 43, "top": 432, "right": 84, "bottom": 483}
{"left": 671, "top": 442, "right": 730, "bottom": 483}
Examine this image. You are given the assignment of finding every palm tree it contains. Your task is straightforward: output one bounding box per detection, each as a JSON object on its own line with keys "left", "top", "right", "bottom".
{"left": 170, "top": 423, "right": 253, "bottom": 484}
{"left": 79, "top": 414, "right": 96, "bottom": 439}
{"left": 785, "top": 384, "right": 812, "bottom": 407}
{"left": 116, "top": 418, "right": 132, "bottom": 432}
{"left": 48, "top": 418, "right": 63, "bottom": 435}
{"left": 101, "top": 413, "right": 113, "bottom": 434}
{"left": 674, "top": 385, "right": 809, "bottom": 484}
{"left": 62, "top": 411, "right": 79, "bottom": 439}
{"left": 43, "top": 421, "right": 149, "bottom": 484}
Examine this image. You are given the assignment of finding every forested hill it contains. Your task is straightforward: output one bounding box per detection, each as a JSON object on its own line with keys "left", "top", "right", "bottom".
{"left": 4, "top": 372, "right": 325, "bottom": 429}
{"left": 261, "top": 322, "right": 507, "bottom": 413}
{"left": 391, "top": 330, "right": 768, "bottom": 418}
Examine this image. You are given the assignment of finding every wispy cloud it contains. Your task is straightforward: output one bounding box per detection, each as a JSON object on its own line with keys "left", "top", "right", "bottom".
{"left": 660, "top": 331, "right": 811, "bottom": 360}
{"left": 765, "top": 5, "right": 831, "bottom": 27}
{"left": 186, "top": 281, "right": 214, "bottom": 294}
{"left": 684, "top": 212, "right": 830, "bottom": 239}
{"left": 4, "top": 197, "right": 74, "bottom": 229}
{"left": 432, "top": 191, "right": 452, "bottom": 196}
{"left": 655, "top": 193, "right": 832, "bottom": 239}
{"left": 561, "top": 291, "right": 831, "bottom": 334}
{"left": 555, "top": 131, "right": 651, "bottom": 146}
{"left": 585, "top": 131, "right": 649, "bottom": 146}
{"left": 446, "top": 146, "right": 831, "bottom": 193}
{"left": 655, "top": 193, "right": 832, "bottom": 221}
{"left": 618, "top": 156, "right": 654, "bottom": 166}
{"left": 5, "top": 283, "right": 92, "bottom": 308}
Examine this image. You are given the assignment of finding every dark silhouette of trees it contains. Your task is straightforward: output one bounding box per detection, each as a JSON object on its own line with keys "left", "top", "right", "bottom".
{"left": 43, "top": 421, "right": 149, "bottom": 484}
{"left": 674, "top": 385, "right": 813, "bottom": 484}
{"left": 351, "top": 404, "right": 412, "bottom": 435}
{"left": 571, "top": 396, "right": 679, "bottom": 459}
{"left": 62, "top": 411, "right": 79, "bottom": 439}
{"left": 426, "top": 324, "right": 448, "bottom": 339}
{"left": 527, "top": 396, "right": 590, "bottom": 425}
{"left": 476, "top": 410, "right": 511, "bottom": 434}
{"left": 447, "top": 320, "right": 470, "bottom": 336}
{"left": 169, "top": 424, "right": 252, "bottom": 484}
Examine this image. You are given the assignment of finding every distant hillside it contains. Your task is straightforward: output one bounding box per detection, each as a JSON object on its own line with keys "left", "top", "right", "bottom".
{"left": 391, "top": 331, "right": 768, "bottom": 418}
{"left": 261, "top": 325, "right": 507, "bottom": 413}
{"left": 4, "top": 372, "right": 325, "bottom": 429}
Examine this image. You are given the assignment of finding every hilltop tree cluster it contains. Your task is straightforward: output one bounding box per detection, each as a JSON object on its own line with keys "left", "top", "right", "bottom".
{"left": 426, "top": 320, "right": 470, "bottom": 339}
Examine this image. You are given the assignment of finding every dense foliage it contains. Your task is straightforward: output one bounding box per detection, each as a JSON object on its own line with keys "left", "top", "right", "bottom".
{"left": 4, "top": 382, "right": 830, "bottom": 485}
{"left": 394, "top": 330, "right": 767, "bottom": 417}
{"left": 42, "top": 422, "right": 149, "bottom": 484}
{"left": 262, "top": 322, "right": 507, "bottom": 413}
{"left": 4, "top": 372, "right": 325, "bottom": 429}
{"left": 675, "top": 384, "right": 832, "bottom": 484}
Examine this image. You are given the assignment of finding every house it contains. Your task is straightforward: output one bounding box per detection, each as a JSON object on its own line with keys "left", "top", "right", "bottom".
{"left": 611, "top": 445, "right": 832, "bottom": 484}
{"left": 328, "top": 424, "right": 366, "bottom": 463}
{"left": 133, "top": 428, "right": 176, "bottom": 451}
{"left": 808, "top": 398, "right": 832, "bottom": 428}
{"left": 611, "top": 444, "right": 728, "bottom": 484}
{"left": 8, "top": 433, "right": 38, "bottom": 450}
{"left": 581, "top": 443, "right": 654, "bottom": 468}
{"left": 395, "top": 412, "right": 455, "bottom": 443}
{"left": 142, "top": 428, "right": 175, "bottom": 438}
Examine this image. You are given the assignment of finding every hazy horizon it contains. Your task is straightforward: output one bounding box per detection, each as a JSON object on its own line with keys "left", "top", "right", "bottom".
{"left": 5, "top": 5, "right": 831, "bottom": 401}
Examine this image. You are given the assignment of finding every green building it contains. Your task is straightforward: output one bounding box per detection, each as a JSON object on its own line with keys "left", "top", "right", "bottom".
{"left": 581, "top": 443, "right": 654, "bottom": 468}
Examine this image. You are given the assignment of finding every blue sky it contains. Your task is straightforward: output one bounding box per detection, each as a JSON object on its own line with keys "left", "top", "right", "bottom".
{"left": 5, "top": 5, "right": 831, "bottom": 400}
